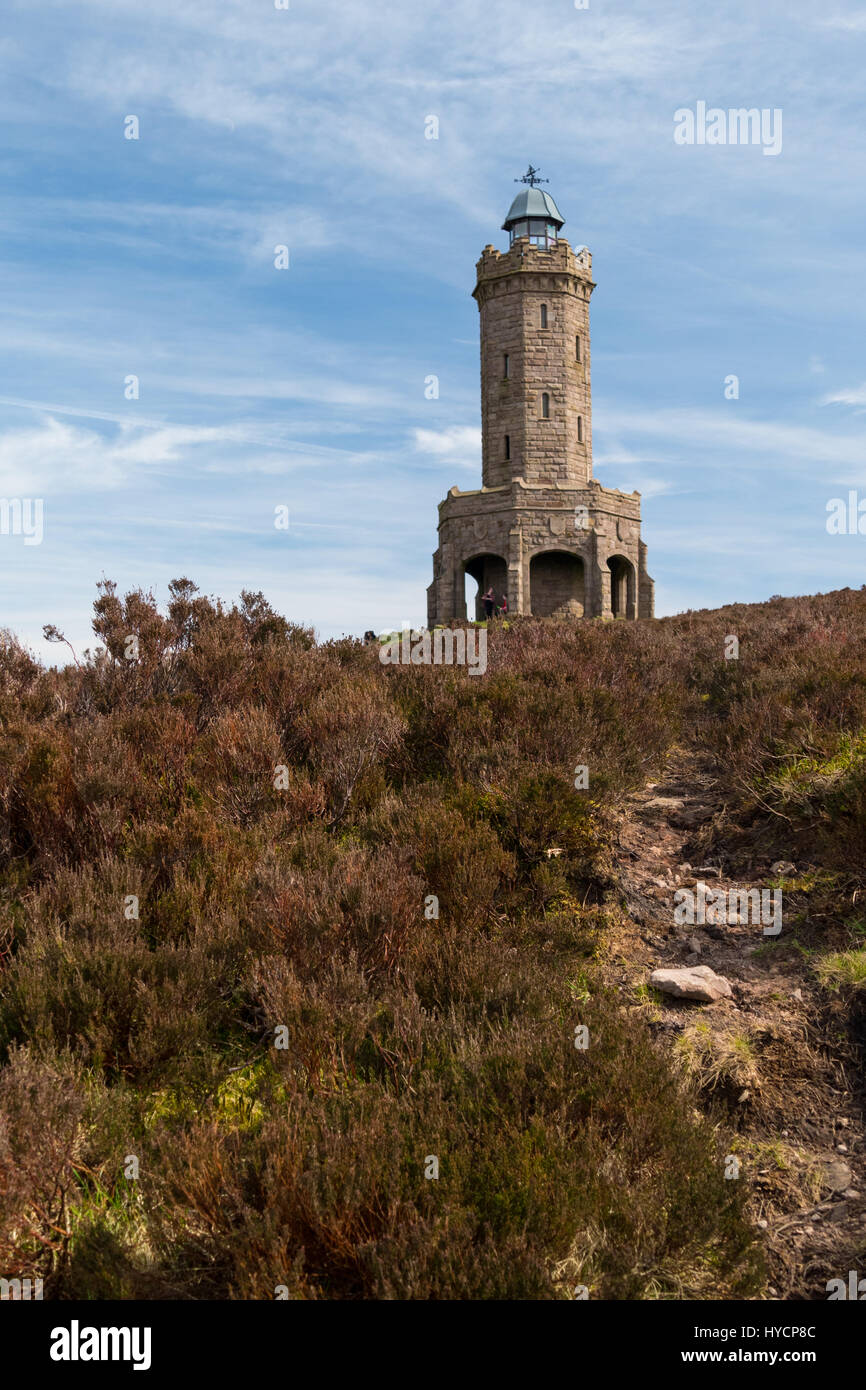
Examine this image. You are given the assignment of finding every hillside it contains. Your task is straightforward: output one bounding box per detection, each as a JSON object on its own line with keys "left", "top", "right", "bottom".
{"left": 1, "top": 579, "right": 864, "bottom": 1299}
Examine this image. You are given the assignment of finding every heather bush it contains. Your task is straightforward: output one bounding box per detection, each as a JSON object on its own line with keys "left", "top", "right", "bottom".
{"left": 137, "top": 958, "right": 758, "bottom": 1300}
{"left": 682, "top": 588, "right": 866, "bottom": 876}
{"left": 16, "top": 578, "right": 859, "bottom": 1297}
{"left": 0, "top": 1047, "right": 86, "bottom": 1283}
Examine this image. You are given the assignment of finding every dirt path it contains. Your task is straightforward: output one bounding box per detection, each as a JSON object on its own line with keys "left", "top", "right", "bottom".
{"left": 607, "top": 747, "right": 865, "bottom": 1299}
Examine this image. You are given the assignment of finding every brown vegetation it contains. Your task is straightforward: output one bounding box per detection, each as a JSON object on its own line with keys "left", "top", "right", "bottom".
{"left": 2, "top": 580, "right": 865, "bottom": 1299}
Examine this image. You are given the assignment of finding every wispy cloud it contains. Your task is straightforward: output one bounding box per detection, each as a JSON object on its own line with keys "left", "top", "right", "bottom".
{"left": 412, "top": 425, "right": 481, "bottom": 467}
{"left": 816, "top": 11, "right": 866, "bottom": 30}
{"left": 0, "top": 416, "right": 231, "bottom": 493}
{"left": 821, "top": 383, "right": 866, "bottom": 408}
{"left": 606, "top": 407, "right": 866, "bottom": 477}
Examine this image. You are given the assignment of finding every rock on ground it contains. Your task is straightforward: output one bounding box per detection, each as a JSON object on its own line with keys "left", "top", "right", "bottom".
{"left": 821, "top": 1157, "right": 853, "bottom": 1194}
{"left": 650, "top": 964, "right": 734, "bottom": 1003}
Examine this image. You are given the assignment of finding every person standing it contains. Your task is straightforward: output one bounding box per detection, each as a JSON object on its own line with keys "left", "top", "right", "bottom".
{"left": 481, "top": 587, "right": 495, "bottom": 619}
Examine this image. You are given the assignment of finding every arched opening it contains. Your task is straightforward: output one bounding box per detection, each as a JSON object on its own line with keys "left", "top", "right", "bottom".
{"left": 504, "top": 434, "right": 510, "bottom": 460}
{"left": 607, "top": 555, "right": 635, "bottom": 619}
{"left": 540, "top": 304, "right": 548, "bottom": 329}
{"left": 577, "top": 415, "right": 583, "bottom": 443}
{"left": 464, "top": 553, "right": 508, "bottom": 620}
{"left": 541, "top": 392, "right": 550, "bottom": 419}
{"left": 529, "top": 551, "right": 585, "bottom": 618}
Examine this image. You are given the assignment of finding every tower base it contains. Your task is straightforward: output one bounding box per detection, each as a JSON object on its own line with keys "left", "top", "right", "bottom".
{"left": 427, "top": 477, "right": 654, "bottom": 624}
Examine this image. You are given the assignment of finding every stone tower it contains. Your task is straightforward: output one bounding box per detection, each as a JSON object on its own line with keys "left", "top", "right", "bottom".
{"left": 427, "top": 173, "right": 653, "bottom": 624}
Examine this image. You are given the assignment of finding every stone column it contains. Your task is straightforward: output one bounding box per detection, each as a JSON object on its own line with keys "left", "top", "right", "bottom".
{"left": 436, "top": 541, "right": 452, "bottom": 621}
{"left": 599, "top": 567, "right": 611, "bottom": 619}
{"left": 589, "top": 526, "right": 611, "bottom": 619}
{"left": 638, "top": 541, "right": 654, "bottom": 619}
{"left": 448, "top": 547, "right": 466, "bottom": 621}
{"left": 507, "top": 522, "right": 523, "bottom": 615}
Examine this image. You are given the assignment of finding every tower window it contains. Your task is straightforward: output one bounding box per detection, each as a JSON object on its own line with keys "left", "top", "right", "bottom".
{"left": 503, "top": 353, "right": 509, "bottom": 378}
{"left": 575, "top": 334, "right": 581, "bottom": 362}
{"left": 504, "top": 434, "right": 510, "bottom": 459}
{"left": 540, "top": 304, "right": 548, "bottom": 329}
{"left": 577, "top": 415, "right": 584, "bottom": 443}
{"left": 541, "top": 393, "right": 550, "bottom": 419}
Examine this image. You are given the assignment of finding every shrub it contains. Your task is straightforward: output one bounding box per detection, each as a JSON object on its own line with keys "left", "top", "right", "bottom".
{"left": 11, "top": 576, "right": 844, "bottom": 1298}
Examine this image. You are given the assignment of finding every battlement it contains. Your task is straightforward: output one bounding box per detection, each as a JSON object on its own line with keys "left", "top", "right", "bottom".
{"left": 475, "top": 238, "right": 592, "bottom": 285}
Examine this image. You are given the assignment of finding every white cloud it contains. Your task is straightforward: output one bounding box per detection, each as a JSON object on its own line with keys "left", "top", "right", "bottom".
{"left": 816, "top": 11, "right": 866, "bottom": 30}
{"left": 606, "top": 407, "right": 866, "bottom": 476}
{"left": 821, "top": 383, "right": 866, "bottom": 407}
{"left": 159, "top": 374, "right": 403, "bottom": 410}
{"left": 412, "top": 425, "right": 481, "bottom": 466}
{"left": 0, "top": 416, "right": 233, "bottom": 494}
{"left": 0, "top": 197, "right": 337, "bottom": 264}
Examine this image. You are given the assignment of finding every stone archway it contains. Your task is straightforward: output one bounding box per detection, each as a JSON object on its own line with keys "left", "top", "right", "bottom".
{"left": 529, "top": 550, "right": 585, "bottom": 617}
{"left": 607, "top": 555, "right": 635, "bottom": 619}
{"left": 464, "top": 553, "right": 508, "bottom": 619}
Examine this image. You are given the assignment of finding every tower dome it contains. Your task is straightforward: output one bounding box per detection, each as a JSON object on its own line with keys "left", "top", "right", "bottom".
{"left": 502, "top": 179, "right": 564, "bottom": 247}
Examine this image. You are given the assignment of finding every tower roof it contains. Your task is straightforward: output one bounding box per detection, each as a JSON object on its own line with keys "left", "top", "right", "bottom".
{"left": 502, "top": 186, "right": 564, "bottom": 231}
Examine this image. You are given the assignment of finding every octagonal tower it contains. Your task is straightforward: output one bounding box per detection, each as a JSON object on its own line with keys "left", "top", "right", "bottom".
{"left": 427, "top": 171, "right": 654, "bottom": 624}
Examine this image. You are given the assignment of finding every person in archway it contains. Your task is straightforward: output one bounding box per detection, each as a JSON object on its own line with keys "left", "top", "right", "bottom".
{"left": 481, "top": 587, "right": 495, "bottom": 619}
{"left": 498, "top": 592, "right": 508, "bottom": 617}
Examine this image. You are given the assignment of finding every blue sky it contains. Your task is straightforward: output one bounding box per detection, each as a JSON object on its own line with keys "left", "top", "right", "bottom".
{"left": 2, "top": 0, "right": 866, "bottom": 657}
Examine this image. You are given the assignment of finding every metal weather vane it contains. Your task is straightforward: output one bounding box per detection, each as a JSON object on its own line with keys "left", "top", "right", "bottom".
{"left": 515, "top": 165, "right": 548, "bottom": 187}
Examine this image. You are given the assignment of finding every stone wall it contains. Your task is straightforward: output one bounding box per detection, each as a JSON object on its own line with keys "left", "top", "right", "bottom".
{"left": 529, "top": 552, "right": 585, "bottom": 616}
{"left": 474, "top": 239, "right": 593, "bottom": 490}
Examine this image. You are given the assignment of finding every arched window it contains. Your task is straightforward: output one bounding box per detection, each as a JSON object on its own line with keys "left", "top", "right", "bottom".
{"left": 541, "top": 393, "right": 550, "bottom": 419}
{"left": 577, "top": 415, "right": 583, "bottom": 443}
{"left": 575, "top": 334, "right": 581, "bottom": 362}
{"left": 540, "top": 304, "right": 548, "bottom": 329}
{"left": 503, "top": 353, "right": 509, "bottom": 378}
{"left": 504, "top": 434, "right": 510, "bottom": 459}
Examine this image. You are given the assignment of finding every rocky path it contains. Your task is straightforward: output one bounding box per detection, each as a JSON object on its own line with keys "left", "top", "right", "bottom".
{"left": 608, "top": 747, "right": 865, "bottom": 1299}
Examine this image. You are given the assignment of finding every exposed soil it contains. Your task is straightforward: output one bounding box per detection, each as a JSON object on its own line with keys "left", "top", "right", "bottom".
{"left": 608, "top": 747, "right": 866, "bottom": 1300}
